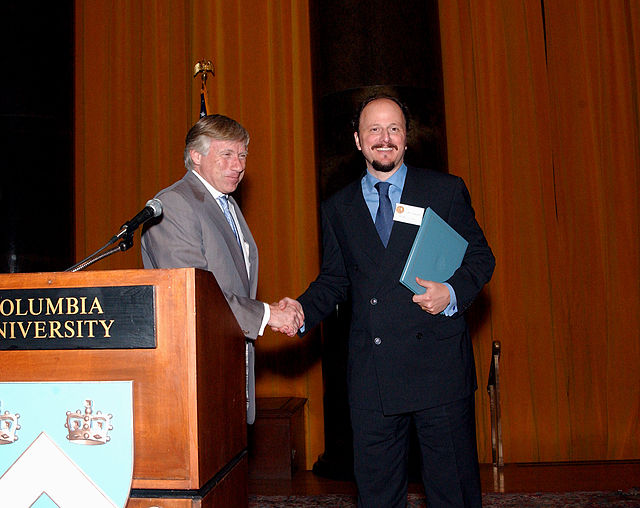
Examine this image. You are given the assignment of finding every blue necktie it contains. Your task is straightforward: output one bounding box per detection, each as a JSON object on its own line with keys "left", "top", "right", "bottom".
{"left": 217, "top": 195, "right": 242, "bottom": 247}
{"left": 375, "top": 182, "right": 393, "bottom": 247}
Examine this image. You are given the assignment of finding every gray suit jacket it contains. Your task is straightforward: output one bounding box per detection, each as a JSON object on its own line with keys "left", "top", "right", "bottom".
{"left": 141, "top": 170, "right": 263, "bottom": 423}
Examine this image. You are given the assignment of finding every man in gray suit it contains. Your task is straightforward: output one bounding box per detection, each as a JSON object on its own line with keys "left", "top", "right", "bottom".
{"left": 141, "top": 114, "right": 303, "bottom": 424}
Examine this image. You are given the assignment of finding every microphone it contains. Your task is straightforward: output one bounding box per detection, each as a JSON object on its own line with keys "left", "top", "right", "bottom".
{"left": 121, "top": 198, "right": 163, "bottom": 233}
{"left": 65, "top": 198, "right": 163, "bottom": 272}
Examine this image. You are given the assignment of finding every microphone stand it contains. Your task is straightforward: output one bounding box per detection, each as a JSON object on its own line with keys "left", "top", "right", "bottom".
{"left": 64, "top": 227, "right": 135, "bottom": 273}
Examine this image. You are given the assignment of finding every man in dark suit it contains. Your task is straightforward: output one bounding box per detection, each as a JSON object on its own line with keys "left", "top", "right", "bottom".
{"left": 279, "top": 96, "right": 495, "bottom": 507}
{"left": 141, "top": 114, "right": 302, "bottom": 424}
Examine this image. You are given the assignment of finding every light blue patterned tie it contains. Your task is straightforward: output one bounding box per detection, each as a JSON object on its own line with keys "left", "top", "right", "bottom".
{"left": 217, "top": 195, "right": 242, "bottom": 247}
{"left": 375, "top": 182, "right": 393, "bottom": 247}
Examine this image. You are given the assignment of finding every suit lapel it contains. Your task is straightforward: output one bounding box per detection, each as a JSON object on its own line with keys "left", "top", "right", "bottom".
{"left": 379, "top": 167, "right": 432, "bottom": 289}
{"left": 335, "top": 167, "right": 445, "bottom": 292}
{"left": 229, "top": 195, "right": 258, "bottom": 293}
{"left": 387, "top": 166, "right": 428, "bottom": 253}
{"left": 337, "top": 181, "right": 387, "bottom": 267}
{"left": 185, "top": 172, "right": 251, "bottom": 293}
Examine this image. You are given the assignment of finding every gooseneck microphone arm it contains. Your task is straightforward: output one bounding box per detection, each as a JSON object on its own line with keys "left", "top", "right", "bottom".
{"left": 64, "top": 198, "right": 163, "bottom": 272}
{"left": 64, "top": 234, "right": 134, "bottom": 273}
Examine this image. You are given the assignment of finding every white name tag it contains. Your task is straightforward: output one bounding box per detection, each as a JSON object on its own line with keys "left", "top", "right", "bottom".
{"left": 393, "top": 203, "right": 425, "bottom": 225}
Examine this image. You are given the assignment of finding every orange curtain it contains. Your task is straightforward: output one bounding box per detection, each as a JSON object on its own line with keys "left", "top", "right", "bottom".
{"left": 439, "top": 0, "right": 640, "bottom": 462}
{"left": 77, "top": 0, "right": 640, "bottom": 467}
{"left": 75, "top": 0, "right": 323, "bottom": 468}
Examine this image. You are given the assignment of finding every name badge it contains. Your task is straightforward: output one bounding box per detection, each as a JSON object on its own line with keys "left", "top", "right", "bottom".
{"left": 393, "top": 203, "right": 424, "bottom": 226}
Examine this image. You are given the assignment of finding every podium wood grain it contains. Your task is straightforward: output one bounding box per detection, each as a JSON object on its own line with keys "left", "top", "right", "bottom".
{"left": 0, "top": 268, "right": 247, "bottom": 493}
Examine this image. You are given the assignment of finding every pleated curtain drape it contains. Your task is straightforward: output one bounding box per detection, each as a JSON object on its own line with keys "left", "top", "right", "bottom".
{"left": 76, "top": 0, "right": 640, "bottom": 466}
{"left": 75, "top": 0, "right": 323, "bottom": 467}
{"left": 439, "top": 0, "right": 640, "bottom": 462}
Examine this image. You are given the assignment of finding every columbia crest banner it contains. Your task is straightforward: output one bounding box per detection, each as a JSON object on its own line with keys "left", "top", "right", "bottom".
{"left": 0, "top": 381, "right": 133, "bottom": 507}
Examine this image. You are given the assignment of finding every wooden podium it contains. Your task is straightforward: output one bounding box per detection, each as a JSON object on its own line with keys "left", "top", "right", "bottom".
{"left": 0, "top": 268, "right": 248, "bottom": 508}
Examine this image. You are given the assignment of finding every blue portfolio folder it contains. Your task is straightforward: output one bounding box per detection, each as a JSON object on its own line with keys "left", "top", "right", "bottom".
{"left": 400, "top": 207, "right": 468, "bottom": 294}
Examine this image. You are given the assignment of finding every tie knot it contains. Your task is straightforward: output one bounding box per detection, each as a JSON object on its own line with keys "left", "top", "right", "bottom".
{"left": 375, "top": 181, "right": 391, "bottom": 197}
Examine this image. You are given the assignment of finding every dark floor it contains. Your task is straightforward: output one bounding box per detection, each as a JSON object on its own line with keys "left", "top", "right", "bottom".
{"left": 249, "top": 461, "right": 640, "bottom": 496}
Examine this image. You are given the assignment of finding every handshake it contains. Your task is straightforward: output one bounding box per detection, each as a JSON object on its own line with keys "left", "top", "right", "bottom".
{"left": 268, "top": 297, "right": 304, "bottom": 337}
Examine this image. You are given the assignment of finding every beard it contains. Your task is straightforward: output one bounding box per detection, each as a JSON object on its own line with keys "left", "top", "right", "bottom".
{"left": 369, "top": 143, "right": 400, "bottom": 173}
{"left": 371, "top": 159, "right": 397, "bottom": 173}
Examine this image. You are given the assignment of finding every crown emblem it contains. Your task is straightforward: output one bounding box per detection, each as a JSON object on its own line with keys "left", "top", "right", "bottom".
{"left": 0, "top": 401, "right": 20, "bottom": 445}
{"left": 65, "top": 400, "right": 113, "bottom": 445}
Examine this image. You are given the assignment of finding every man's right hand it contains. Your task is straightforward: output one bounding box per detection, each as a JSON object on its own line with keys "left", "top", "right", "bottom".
{"left": 268, "top": 297, "right": 304, "bottom": 337}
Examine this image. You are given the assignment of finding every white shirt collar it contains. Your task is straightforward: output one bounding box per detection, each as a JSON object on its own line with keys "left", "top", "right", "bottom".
{"left": 191, "top": 170, "right": 226, "bottom": 200}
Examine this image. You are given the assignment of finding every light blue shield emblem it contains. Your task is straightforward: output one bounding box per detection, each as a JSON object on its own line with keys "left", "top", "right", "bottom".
{"left": 0, "top": 382, "right": 133, "bottom": 508}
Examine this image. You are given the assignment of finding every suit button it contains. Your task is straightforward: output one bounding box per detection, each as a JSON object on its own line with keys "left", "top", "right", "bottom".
{"left": 374, "top": 337, "right": 382, "bottom": 345}
{"left": 370, "top": 298, "right": 378, "bottom": 305}
{"left": 416, "top": 332, "right": 423, "bottom": 340}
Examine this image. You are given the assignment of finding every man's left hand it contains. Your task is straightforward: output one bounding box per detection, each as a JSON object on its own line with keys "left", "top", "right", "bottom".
{"left": 412, "top": 278, "right": 450, "bottom": 314}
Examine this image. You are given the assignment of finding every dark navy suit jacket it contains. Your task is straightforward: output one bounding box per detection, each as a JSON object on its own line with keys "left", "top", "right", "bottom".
{"left": 298, "top": 166, "right": 495, "bottom": 415}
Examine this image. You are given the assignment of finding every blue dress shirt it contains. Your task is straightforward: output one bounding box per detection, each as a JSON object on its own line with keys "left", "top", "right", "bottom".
{"left": 361, "top": 165, "right": 458, "bottom": 316}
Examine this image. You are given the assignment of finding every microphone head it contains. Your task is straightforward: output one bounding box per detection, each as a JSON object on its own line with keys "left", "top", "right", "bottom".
{"left": 146, "top": 198, "right": 163, "bottom": 218}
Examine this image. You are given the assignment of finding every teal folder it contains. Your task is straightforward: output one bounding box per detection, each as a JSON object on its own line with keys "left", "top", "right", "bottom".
{"left": 400, "top": 207, "right": 468, "bottom": 294}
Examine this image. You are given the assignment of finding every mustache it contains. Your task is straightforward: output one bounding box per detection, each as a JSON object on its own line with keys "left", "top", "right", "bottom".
{"left": 371, "top": 143, "right": 399, "bottom": 150}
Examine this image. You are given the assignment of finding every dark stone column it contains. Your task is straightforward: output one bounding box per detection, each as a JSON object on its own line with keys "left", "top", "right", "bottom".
{"left": 0, "top": 3, "right": 74, "bottom": 273}
{"left": 308, "top": 0, "right": 447, "bottom": 480}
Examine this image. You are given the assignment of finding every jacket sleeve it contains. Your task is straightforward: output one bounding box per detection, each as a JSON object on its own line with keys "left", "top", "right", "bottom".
{"left": 297, "top": 202, "right": 351, "bottom": 334}
{"left": 445, "top": 177, "right": 495, "bottom": 316}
